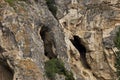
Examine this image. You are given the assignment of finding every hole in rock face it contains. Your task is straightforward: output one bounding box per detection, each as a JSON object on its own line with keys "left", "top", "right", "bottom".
{"left": 40, "top": 26, "right": 57, "bottom": 59}
{"left": 0, "top": 60, "right": 13, "bottom": 80}
{"left": 70, "top": 36, "right": 91, "bottom": 69}
{"left": 0, "top": 46, "right": 6, "bottom": 53}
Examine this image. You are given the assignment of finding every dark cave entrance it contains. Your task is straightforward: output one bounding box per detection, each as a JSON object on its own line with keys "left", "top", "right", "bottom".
{"left": 0, "top": 60, "right": 13, "bottom": 80}
{"left": 40, "top": 26, "right": 57, "bottom": 59}
{"left": 70, "top": 36, "right": 91, "bottom": 69}
{"left": 0, "top": 22, "right": 13, "bottom": 80}
{"left": 0, "top": 46, "right": 13, "bottom": 80}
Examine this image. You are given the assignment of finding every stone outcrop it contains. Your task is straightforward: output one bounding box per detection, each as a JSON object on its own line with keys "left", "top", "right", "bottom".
{"left": 0, "top": 0, "right": 120, "bottom": 80}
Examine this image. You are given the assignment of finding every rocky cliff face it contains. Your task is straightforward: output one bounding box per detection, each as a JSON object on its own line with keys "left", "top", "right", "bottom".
{"left": 0, "top": 0, "right": 120, "bottom": 80}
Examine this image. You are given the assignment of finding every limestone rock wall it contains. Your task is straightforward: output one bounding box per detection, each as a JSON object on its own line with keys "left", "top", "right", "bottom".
{"left": 0, "top": 0, "right": 120, "bottom": 80}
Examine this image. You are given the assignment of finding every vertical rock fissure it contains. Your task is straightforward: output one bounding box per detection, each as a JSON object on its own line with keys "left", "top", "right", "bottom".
{"left": 40, "top": 26, "right": 57, "bottom": 59}
{"left": 70, "top": 36, "right": 91, "bottom": 69}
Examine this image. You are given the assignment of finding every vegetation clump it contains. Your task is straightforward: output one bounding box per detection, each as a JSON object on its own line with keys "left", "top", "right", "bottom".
{"left": 44, "top": 58, "right": 75, "bottom": 80}
{"left": 46, "top": 0, "right": 57, "bottom": 17}
{"left": 114, "top": 27, "right": 120, "bottom": 80}
{"left": 5, "top": 0, "right": 16, "bottom": 5}
{"left": 5, "top": 0, "right": 26, "bottom": 5}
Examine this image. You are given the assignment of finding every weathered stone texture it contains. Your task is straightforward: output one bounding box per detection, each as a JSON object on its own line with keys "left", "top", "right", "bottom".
{"left": 0, "top": 0, "right": 120, "bottom": 80}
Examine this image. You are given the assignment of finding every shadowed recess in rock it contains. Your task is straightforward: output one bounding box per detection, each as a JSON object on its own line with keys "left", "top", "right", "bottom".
{"left": 0, "top": 60, "right": 13, "bottom": 80}
{"left": 0, "top": 46, "right": 6, "bottom": 53}
{"left": 70, "top": 36, "right": 91, "bottom": 69}
{"left": 40, "top": 26, "right": 57, "bottom": 59}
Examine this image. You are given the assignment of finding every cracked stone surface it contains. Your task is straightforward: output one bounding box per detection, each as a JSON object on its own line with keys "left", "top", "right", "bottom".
{"left": 0, "top": 0, "right": 120, "bottom": 80}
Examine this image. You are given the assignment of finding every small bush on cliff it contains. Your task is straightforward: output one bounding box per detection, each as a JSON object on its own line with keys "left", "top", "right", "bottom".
{"left": 44, "top": 58, "right": 75, "bottom": 80}
{"left": 114, "top": 27, "right": 120, "bottom": 80}
{"left": 46, "top": 0, "right": 57, "bottom": 17}
{"left": 5, "top": 0, "right": 26, "bottom": 5}
{"left": 5, "top": 0, "right": 15, "bottom": 5}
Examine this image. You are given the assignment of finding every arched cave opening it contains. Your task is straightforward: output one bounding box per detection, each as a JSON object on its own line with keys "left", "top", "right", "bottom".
{"left": 40, "top": 26, "right": 57, "bottom": 59}
{"left": 70, "top": 36, "right": 91, "bottom": 69}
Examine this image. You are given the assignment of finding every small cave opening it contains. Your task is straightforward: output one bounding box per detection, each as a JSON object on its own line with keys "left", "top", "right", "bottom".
{"left": 0, "top": 60, "right": 13, "bottom": 80}
{"left": 40, "top": 26, "right": 57, "bottom": 59}
{"left": 0, "top": 46, "right": 13, "bottom": 80}
{"left": 0, "top": 46, "right": 6, "bottom": 53}
{"left": 70, "top": 36, "right": 91, "bottom": 69}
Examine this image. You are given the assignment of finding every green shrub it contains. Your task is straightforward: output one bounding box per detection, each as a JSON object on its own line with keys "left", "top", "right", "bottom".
{"left": 46, "top": 0, "right": 57, "bottom": 17}
{"left": 115, "top": 52, "right": 120, "bottom": 79}
{"left": 114, "top": 27, "right": 120, "bottom": 80}
{"left": 65, "top": 71, "right": 75, "bottom": 80}
{"left": 44, "top": 58, "right": 75, "bottom": 80}
{"left": 114, "top": 28, "right": 120, "bottom": 49}
{"left": 5, "top": 0, "right": 27, "bottom": 5}
{"left": 5, "top": 0, "right": 15, "bottom": 5}
{"left": 45, "top": 59, "right": 64, "bottom": 80}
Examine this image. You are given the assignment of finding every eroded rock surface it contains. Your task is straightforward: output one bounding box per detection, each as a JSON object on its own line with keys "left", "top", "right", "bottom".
{"left": 0, "top": 0, "right": 120, "bottom": 80}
